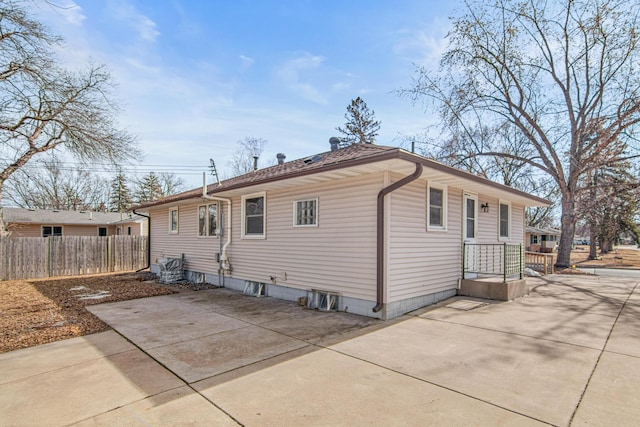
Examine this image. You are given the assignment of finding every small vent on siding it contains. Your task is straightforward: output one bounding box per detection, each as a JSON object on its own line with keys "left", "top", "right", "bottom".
{"left": 243, "top": 281, "right": 266, "bottom": 297}
{"left": 307, "top": 290, "right": 339, "bottom": 311}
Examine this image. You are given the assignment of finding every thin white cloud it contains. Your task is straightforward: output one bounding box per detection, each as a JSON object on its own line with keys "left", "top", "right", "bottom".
{"left": 50, "top": 1, "right": 86, "bottom": 26}
{"left": 276, "top": 52, "right": 328, "bottom": 104}
{"left": 110, "top": 1, "right": 160, "bottom": 43}
{"left": 392, "top": 18, "right": 449, "bottom": 67}
{"left": 239, "top": 55, "right": 255, "bottom": 71}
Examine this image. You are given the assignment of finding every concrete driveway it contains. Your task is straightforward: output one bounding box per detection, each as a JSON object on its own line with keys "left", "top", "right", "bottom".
{"left": 1, "top": 274, "right": 639, "bottom": 426}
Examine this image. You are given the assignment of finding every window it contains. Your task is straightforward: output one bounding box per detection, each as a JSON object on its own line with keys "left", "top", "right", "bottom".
{"left": 499, "top": 201, "right": 511, "bottom": 239}
{"left": 427, "top": 183, "right": 447, "bottom": 230}
{"left": 198, "top": 203, "right": 219, "bottom": 237}
{"left": 42, "top": 226, "right": 62, "bottom": 237}
{"left": 242, "top": 193, "right": 266, "bottom": 238}
{"left": 530, "top": 235, "right": 539, "bottom": 244}
{"left": 169, "top": 208, "right": 179, "bottom": 234}
{"left": 98, "top": 227, "right": 108, "bottom": 236}
{"left": 127, "top": 226, "right": 132, "bottom": 235}
{"left": 294, "top": 199, "right": 318, "bottom": 227}
{"left": 465, "top": 196, "right": 477, "bottom": 239}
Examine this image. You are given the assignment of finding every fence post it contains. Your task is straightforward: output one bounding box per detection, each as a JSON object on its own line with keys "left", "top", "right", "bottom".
{"left": 520, "top": 244, "right": 523, "bottom": 280}
{"left": 47, "top": 237, "right": 52, "bottom": 278}
{"left": 462, "top": 242, "right": 466, "bottom": 279}
{"left": 503, "top": 242, "right": 507, "bottom": 283}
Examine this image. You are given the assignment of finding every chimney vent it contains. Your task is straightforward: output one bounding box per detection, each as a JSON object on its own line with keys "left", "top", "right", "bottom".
{"left": 329, "top": 137, "right": 340, "bottom": 152}
{"left": 276, "top": 153, "right": 286, "bottom": 165}
{"left": 253, "top": 156, "right": 259, "bottom": 171}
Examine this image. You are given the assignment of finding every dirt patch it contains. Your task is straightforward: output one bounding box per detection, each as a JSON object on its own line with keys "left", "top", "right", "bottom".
{"left": 571, "top": 246, "right": 640, "bottom": 269}
{"left": 0, "top": 272, "right": 175, "bottom": 354}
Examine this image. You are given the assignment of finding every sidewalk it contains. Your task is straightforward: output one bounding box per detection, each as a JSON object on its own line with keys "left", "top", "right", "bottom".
{"left": 1, "top": 274, "right": 639, "bottom": 426}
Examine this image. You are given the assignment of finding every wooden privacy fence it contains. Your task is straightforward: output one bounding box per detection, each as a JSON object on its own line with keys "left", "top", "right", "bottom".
{"left": 0, "top": 235, "right": 148, "bottom": 281}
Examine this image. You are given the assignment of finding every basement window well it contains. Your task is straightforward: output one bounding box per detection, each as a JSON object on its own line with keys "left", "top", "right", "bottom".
{"left": 307, "top": 290, "right": 339, "bottom": 311}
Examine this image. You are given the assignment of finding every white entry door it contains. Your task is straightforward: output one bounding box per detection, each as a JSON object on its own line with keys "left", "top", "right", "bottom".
{"left": 463, "top": 193, "right": 478, "bottom": 277}
{"left": 463, "top": 193, "right": 478, "bottom": 243}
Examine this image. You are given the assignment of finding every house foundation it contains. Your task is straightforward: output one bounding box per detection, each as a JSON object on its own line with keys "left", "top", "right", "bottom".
{"left": 150, "top": 264, "right": 456, "bottom": 320}
{"left": 458, "top": 278, "right": 528, "bottom": 301}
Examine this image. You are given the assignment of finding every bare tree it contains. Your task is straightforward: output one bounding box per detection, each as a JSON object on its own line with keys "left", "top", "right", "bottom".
{"left": 157, "top": 172, "right": 186, "bottom": 196}
{"left": 400, "top": 0, "right": 640, "bottom": 267}
{"left": 4, "top": 156, "right": 110, "bottom": 210}
{"left": 336, "top": 97, "right": 381, "bottom": 146}
{"left": 0, "top": 1, "right": 138, "bottom": 234}
{"left": 226, "top": 136, "right": 266, "bottom": 177}
{"left": 577, "top": 164, "right": 640, "bottom": 257}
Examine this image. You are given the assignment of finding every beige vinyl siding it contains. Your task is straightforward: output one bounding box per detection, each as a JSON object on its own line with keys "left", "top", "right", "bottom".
{"left": 7, "top": 224, "right": 42, "bottom": 237}
{"left": 229, "top": 173, "right": 379, "bottom": 300}
{"left": 148, "top": 204, "right": 222, "bottom": 274}
{"left": 149, "top": 173, "right": 381, "bottom": 301}
{"left": 387, "top": 179, "right": 527, "bottom": 303}
{"left": 387, "top": 178, "right": 463, "bottom": 302}
{"left": 7, "top": 224, "right": 117, "bottom": 237}
{"left": 476, "top": 197, "right": 525, "bottom": 244}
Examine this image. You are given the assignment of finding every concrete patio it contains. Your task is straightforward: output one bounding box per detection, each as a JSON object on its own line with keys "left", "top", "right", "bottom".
{"left": 1, "top": 274, "right": 639, "bottom": 426}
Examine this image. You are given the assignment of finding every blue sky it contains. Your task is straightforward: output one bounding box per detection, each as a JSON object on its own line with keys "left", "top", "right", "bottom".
{"left": 34, "top": 0, "right": 455, "bottom": 188}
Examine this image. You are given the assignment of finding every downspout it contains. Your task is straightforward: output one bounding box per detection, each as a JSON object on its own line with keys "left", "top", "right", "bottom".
{"left": 201, "top": 173, "right": 233, "bottom": 274}
{"left": 372, "top": 162, "right": 423, "bottom": 314}
{"left": 132, "top": 209, "right": 151, "bottom": 272}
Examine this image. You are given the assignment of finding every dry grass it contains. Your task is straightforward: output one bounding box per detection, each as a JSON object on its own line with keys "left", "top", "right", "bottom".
{"left": 570, "top": 245, "right": 640, "bottom": 269}
{"left": 0, "top": 272, "right": 174, "bottom": 354}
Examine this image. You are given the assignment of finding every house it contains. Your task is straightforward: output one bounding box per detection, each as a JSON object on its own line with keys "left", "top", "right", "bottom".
{"left": 135, "top": 141, "right": 549, "bottom": 319}
{"left": 3, "top": 207, "right": 147, "bottom": 237}
{"left": 525, "top": 226, "right": 560, "bottom": 253}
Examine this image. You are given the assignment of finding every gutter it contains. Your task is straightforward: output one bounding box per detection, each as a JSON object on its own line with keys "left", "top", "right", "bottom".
{"left": 373, "top": 162, "right": 423, "bottom": 314}
{"left": 132, "top": 209, "right": 151, "bottom": 272}
{"left": 201, "top": 173, "right": 232, "bottom": 273}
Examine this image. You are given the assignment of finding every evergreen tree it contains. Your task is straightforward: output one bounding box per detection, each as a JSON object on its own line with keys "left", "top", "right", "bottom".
{"left": 135, "top": 172, "right": 163, "bottom": 204}
{"left": 109, "top": 172, "right": 133, "bottom": 212}
{"left": 336, "top": 97, "right": 381, "bottom": 145}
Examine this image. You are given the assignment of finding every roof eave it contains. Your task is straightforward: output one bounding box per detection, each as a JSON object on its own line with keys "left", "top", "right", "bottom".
{"left": 133, "top": 147, "right": 551, "bottom": 210}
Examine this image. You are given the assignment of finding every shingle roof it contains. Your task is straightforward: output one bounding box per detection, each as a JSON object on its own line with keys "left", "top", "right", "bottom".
{"left": 526, "top": 226, "right": 561, "bottom": 235}
{"left": 136, "top": 144, "right": 398, "bottom": 208}
{"left": 3, "top": 207, "right": 143, "bottom": 225}
{"left": 134, "top": 143, "right": 551, "bottom": 209}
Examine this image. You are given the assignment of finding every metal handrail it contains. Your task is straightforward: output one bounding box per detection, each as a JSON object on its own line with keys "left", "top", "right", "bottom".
{"left": 463, "top": 242, "right": 523, "bottom": 282}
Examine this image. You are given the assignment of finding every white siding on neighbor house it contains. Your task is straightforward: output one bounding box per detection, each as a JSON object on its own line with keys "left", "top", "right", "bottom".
{"left": 387, "top": 177, "right": 463, "bottom": 303}
{"left": 149, "top": 173, "right": 383, "bottom": 301}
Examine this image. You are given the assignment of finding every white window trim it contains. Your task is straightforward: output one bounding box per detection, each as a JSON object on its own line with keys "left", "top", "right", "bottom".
{"left": 293, "top": 198, "right": 319, "bottom": 228}
{"left": 241, "top": 192, "right": 266, "bottom": 239}
{"left": 427, "top": 182, "right": 448, "bottom": 231}
{"left": 463, "top": 192, "right": 478, "bottom": 240}
{"left": 498, "top": 200, "right": 511, "bottom": 241}
{"left": 169, "top": 207, "right": 179, "bottom": 234}
{"left": 197, "top": 203, "right": 219, "bottom": 238}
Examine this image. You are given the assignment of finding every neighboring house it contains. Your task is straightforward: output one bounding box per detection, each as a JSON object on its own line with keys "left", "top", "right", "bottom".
{"left": 136, "top": 142, "right": 549, "bottom": 319}
{"left": 3, "top": 207, "right": 147, "bottom": 237}
{"left": 526, "top": 226, "right": 561, "bottom": 253}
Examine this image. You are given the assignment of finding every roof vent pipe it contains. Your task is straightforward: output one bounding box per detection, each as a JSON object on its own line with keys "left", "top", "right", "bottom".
{"left": 329, "top": 137, "right": 340, "bottom": 152}
{"left": 276, "top": 153, "right": 286, "bottom": 165}
{"left": 253, "top": 156, "right": 259, "bottom": 171}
